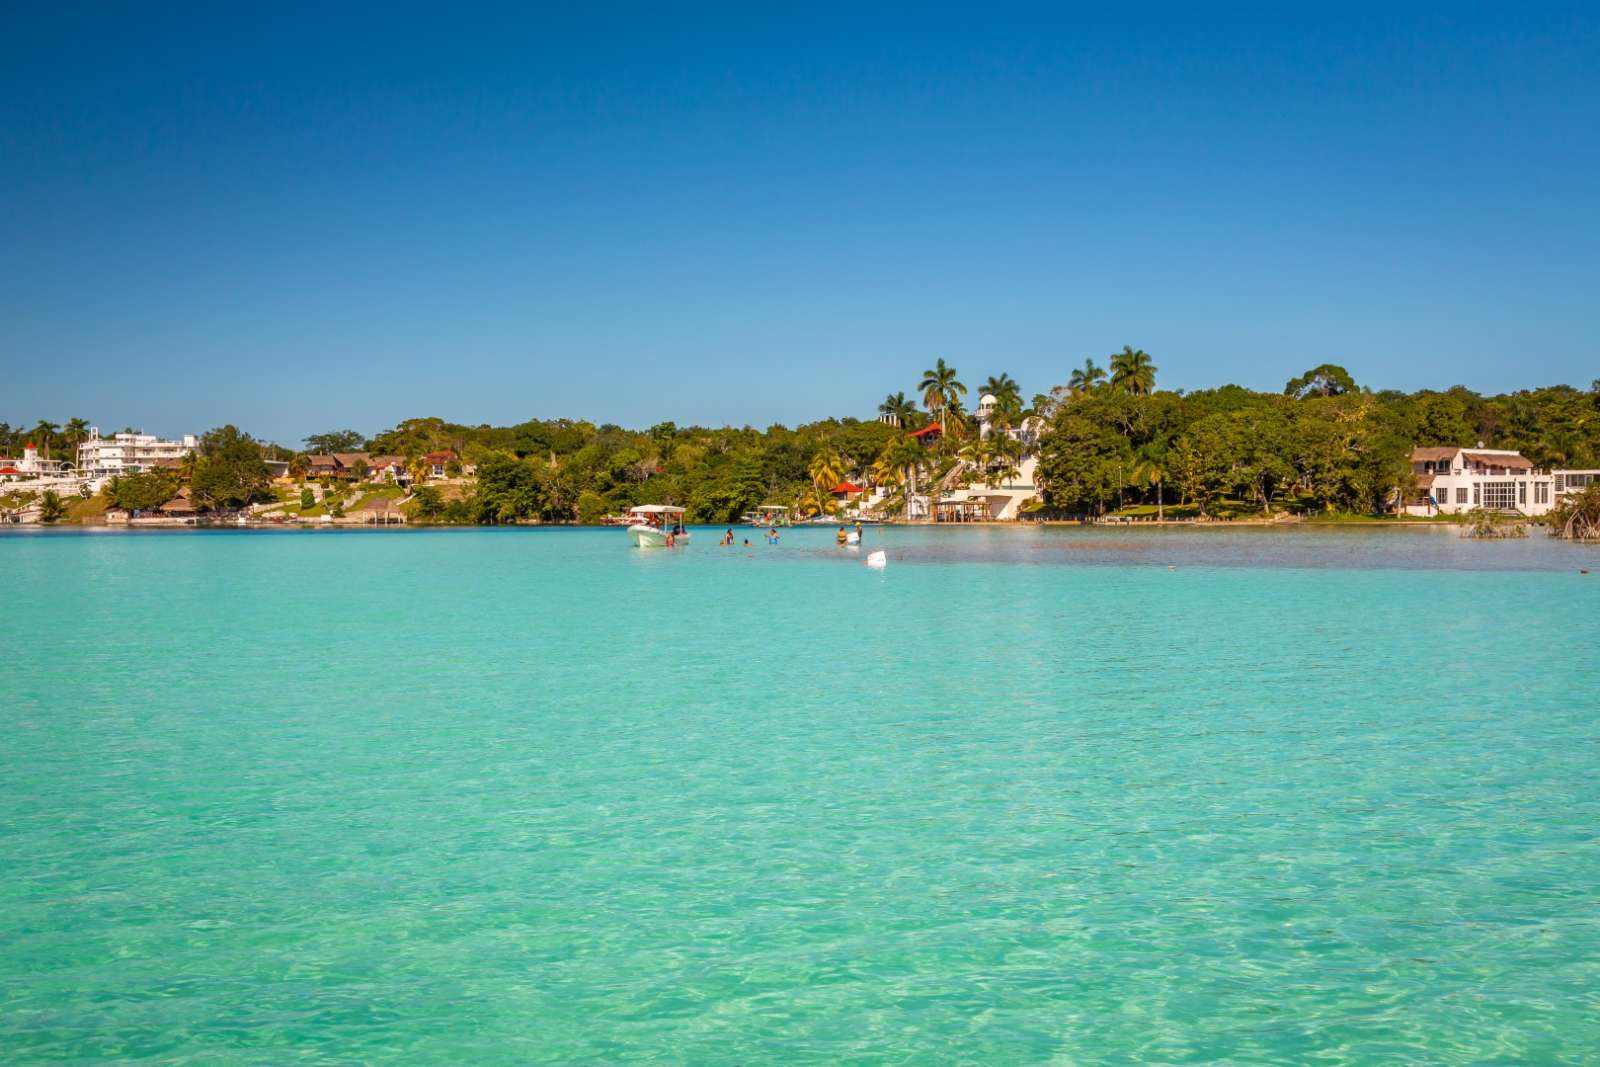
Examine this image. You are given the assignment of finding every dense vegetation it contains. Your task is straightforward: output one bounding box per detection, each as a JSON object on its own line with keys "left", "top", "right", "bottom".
{"left": 9, "top": 358, "right": 1599, "bottom": 524}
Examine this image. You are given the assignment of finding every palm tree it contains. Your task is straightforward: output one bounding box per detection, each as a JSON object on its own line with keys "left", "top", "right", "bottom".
{"left": 979, "top": 372, "right": 1022, "bottom": 410}
{"left": 989, "top": 434, "right": 1024, "bottom": 487}
{"left": 62, "top": 418, "right": 91, "bottom": 467}
{"left": 1130, "top": 453, "right": 1167, "bottom": 521}
{"left": 959, "top": 436, "right": 994, "bottom": 484}
{"left": 1067, "top": 359, "right": 1107, "bottom": 395}
{"left": 31, "top": 420, "right": 60, "bottom": 462}
{"left": 38, "top": 490, "right": 66, "bottom": 524}
{"left": 1109, "top": 346, "right": 1157, "bottom": 396}
{"left": 807, "top": 449, "right": 845, "bottom": 491}
{"left": 877, "top": 391, "right": 919, "bottom": 429}
{"left": 918, "top": 358, "right": 966, "bottom": 427}
{"left": 801, "top": 483, "right": 836, "bottom": 518}
{"left": 878, "top": 435, "right": 925, "bottom": 520}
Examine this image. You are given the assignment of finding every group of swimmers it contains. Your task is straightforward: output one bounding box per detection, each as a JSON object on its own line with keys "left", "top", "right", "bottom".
{"left": 715, "top": 521, "right": 864, "bottom": 547}
{"left": 720, "top": 527, "right": 783, "bottom": 547}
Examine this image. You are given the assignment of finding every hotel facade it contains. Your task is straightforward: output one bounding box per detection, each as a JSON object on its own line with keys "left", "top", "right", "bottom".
{"left": 76, "top": 429, "right": 199, "bottom": 477}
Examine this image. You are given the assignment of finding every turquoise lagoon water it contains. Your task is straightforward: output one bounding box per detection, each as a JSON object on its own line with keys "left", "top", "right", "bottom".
{"left": 2, "top": 525, "right": 1598, "bottom": 1063}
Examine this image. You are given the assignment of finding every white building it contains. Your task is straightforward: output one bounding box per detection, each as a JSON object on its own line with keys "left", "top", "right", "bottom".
{"left": 1405, "top": 446, "right": 1599, "bottom": 517}
{"left": 0, "top": 441, "right": 70, "bottom": 481}
{"left": 930, "top": 392, "right": 1045, "bottom": 521}
{"left": 76, "top": 428, "right": 199, "bottom": 477}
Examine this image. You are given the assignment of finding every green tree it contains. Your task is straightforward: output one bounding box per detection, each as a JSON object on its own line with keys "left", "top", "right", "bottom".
{"left": 918, "top": 358, "right": 967, "bottom": 426}
{"left": 300, "top": 487, "right": 315, "bottom": 510}
{"left": 877, "top": 391, "right": 920, "bottom": 429}
{"left": 31, "top": 420, "right": 60, "bottom": 461}
{"left": 1068, "top": 358, "right": 1107, "bottom": 395}
{"left": 1036, "top": 415, "right": 1128, "bottom": 514}
{"left": 979, "top": 372, "right": 1022, "bottom": 410}
{"left": 38, "top": 490, "right": 67, "bottom": 523}
{"left": 410, "top": 486, "right": 446, "bottom": 521}
{"left": 190, "top": 426, "right": 273, "bottom": 510}
{"left": 1108, "top": 347, "right": 1157, "bottom": 396}
{"left": 63, "top": 417, "right": 91, "bottom": 465}
{"left": 576, "top": 490, "right": 609, "bottom": 525}
{"left": 304, "top": 430, "right": 366, "bottom": 453}
{"left": 1284, "top": 363, "right": 1356, "bottom": 399}
{"left": 107, "top": 471, "right": 180, "bottom": 512}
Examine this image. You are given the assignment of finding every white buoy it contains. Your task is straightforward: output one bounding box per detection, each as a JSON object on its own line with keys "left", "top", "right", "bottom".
{"left": 865, "top": 550, "right": 887, "bottom": 569}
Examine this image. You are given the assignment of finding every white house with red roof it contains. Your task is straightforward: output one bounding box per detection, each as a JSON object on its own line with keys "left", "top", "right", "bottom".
{"left": 0, "top": 441, "right": 69, "bottom": 480}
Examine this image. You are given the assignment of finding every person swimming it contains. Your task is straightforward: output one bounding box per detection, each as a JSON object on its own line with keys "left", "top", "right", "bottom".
{"left": 721, "top": 528, "right": 734, "bottom": 546}
{"left": 836, "top": 526, "right": 848, "bottom": 545}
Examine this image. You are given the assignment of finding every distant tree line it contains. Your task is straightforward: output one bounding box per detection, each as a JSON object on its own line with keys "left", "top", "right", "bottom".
{"left": 12, "top": 356, "right": 1600, "bottom": 523}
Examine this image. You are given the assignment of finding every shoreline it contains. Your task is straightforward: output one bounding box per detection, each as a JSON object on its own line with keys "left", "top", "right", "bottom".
{"left": 2, "top": 517, "right": 1494, "bottom": 533}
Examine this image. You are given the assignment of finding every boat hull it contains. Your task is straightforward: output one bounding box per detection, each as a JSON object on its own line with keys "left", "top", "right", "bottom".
{"left": 628, "top": 524, "right": 668, "bottom": 548}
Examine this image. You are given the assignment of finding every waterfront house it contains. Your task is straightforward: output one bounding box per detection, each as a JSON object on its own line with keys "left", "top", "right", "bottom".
{"left": 1405, "top": 446, "right": 1556, "bottom": 516}
{"left": 368, "top": 455, "right": 409, "bottom": 483}
{"left": 306, "top": 453, "right": 372, "bottom": 479}
{"left": 909, "top": 423, "right": 942, "bottom": 447}
{"left": 423, "top": 450, "right": 455, "bottom": 480}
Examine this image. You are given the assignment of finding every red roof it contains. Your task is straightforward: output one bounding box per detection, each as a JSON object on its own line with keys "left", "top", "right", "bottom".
{"left": 909, "top": 423, "right": 942, "bottom": 438}
{"left": 830, "top": 481, "right": 863, "bottom": 494}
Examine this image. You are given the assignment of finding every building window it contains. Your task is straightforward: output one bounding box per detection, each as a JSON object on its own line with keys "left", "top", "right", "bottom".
{"left": 1535, "top": 482, "right": 1549, "bottom": 505}
{"left": 1555, "top": 473, "right": 1566, "bottom": 491}
{"left": 1472, "top": 485, "right": 1480, "bottom": 506}
{"left": 1456, "top": 487, "right": 1468, "bottom": 504}
{"left": 1482, "top": 482, "right": 1516, "bottom": 510}
{"left": 1519, "top": 482, "right": 1527, "bottom": 505}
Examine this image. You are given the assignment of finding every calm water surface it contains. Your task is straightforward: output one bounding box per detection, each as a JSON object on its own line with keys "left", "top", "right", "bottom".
{"left": 3, "top": 525, "right": 1598, "bottom": 1063}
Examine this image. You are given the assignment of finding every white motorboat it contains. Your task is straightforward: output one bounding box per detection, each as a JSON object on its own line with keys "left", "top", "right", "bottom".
{"left": 750, "top": 504, "right": 791, "bottom": 527}
{"left": 625, "top": 504, "right": 688, "bottom": 548}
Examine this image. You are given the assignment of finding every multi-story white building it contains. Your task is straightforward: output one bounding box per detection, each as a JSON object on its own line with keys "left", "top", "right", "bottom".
{"left": 1406, "top": 446, "right": 1599, "bottom": 517}
{"left": 76, "top": 428, "right": 199, "bottom": 477}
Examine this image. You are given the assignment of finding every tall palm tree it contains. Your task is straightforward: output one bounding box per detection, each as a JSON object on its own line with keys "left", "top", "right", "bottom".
{"left": 1109, "top": 346, "right": 1157, "bottom": 396}
{"left": 877, "top": 391, "right": 919, "bottom": 429}
{"left": 879, "top": 435, "right": 925, "bottom": 520}
{"left": 1067, "top": 359, "right": 1107, "bottom": 395}
{"left": 979, "top": 372, "right": 1022, "bottom": 410}
{"left": 1130, "top": 453, "right": 1167, "bottom": 521}
{"left": 62, "top": 417, "right": 91, "bottom": 467}
{"left": 918, "top": 358, "right": 966, "bottom": 427}
{"left": 31, "top": 420, "right": 60, "bottom": 461}
{"left": 807, "top": 449, "right": 845, "bottom": 491}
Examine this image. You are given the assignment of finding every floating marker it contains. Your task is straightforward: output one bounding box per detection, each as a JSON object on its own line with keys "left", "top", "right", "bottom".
{"left": 866, "top": 550, "right": 887, "bottom": 569}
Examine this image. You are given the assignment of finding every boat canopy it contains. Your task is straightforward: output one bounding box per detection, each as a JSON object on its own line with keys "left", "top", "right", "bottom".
{"left": 756, "top": 504, "right": 789, "bottom": 512}
{"left": 628, "top": 504, "right": 686, "bottom": 515}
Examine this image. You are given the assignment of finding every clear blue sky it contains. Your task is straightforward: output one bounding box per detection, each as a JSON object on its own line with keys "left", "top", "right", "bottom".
{"left": 3, "top": 3, "right": 1597, "bottom": 445}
